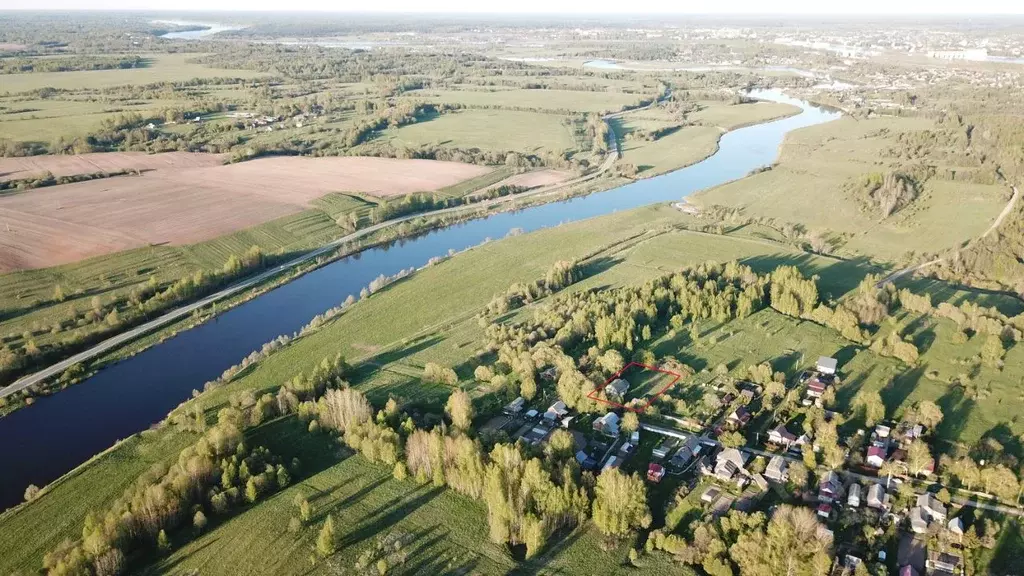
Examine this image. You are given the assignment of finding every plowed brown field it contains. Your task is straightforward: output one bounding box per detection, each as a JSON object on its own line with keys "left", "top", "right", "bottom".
{"left": 0, "top": 152, "right": 227, "bottom": 182}
{"left": 0, "top": 155, "right": 492, "bottom": 271}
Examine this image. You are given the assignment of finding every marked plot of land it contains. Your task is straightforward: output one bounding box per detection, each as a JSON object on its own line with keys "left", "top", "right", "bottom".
{"left": 589, "top": 362, "right": 681, "bottom": 413}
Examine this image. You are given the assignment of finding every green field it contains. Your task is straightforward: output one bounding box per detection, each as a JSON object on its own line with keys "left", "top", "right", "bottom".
{"left": 404, "top": 88, "right": 646, "bottom": 113}
{"left": 687, "top": 101, "right": 801, "bottom": 130}
{"left": 617, "top": 124, "right": 722, "bottom": 176}
{"left": 378, "top": 109, "right": 579, "bottom": 153}
{"left": 0, "top": 53, "right": 267, "bottom": 94}
{"left": 691, "top": 116, "right": 1010, "bottom": 260}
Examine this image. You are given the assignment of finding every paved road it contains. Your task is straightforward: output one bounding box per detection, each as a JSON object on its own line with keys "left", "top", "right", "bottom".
{"left": 0, "top": 119, "right": 623, "bottom": 401}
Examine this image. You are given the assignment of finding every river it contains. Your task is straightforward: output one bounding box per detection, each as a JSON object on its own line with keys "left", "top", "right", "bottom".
{"left": 0, "top": 90, "right": 839, "bottom": 511}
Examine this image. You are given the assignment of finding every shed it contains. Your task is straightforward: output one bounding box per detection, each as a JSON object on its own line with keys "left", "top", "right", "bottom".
{"left": 817, "top": 356, "right": 838, "bottom": 375}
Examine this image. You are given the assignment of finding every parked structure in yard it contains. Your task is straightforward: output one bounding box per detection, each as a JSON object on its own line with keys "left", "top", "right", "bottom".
{"left": 765, "top": 455, "right": 789, "bottom": 482}
{"left": 605, "top": 378, "right": 629, "bottom": 398}
{"left": 503, "top": 397, "right": 525, "bottom": 414}
{"left": 847, "top": 483, "right": 861, "bottom": 507}
{"left": 647, "top": 463, "right": 666, "bottom": 483}
{"left": 817, "top": 356, "right": 838, "bottom": 375}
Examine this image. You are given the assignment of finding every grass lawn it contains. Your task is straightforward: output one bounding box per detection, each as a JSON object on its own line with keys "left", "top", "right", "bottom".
{"left": 691, "top": 116, "right": 1009, "bottom": 261}
{"left": 0, "top": 53, "right": 267, "bottom": 94}
{"left": 404, "top": 88, "right": 645, "bottom": 114}
{"left": 380, "top": 109, "right": 579, "bottom": 153}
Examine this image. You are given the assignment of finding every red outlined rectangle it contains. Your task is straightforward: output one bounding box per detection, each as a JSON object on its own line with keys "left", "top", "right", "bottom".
{"left": 587, "top": 361, "right": 682, "bottom": 414}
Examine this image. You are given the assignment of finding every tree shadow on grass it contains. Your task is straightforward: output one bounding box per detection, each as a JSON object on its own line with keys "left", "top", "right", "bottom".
{"left": 935, "top": 386, "right": 975, "bottom": 454}
{"left": 400, "top": 524, "right": 484, "bottom": 575}
{"left": 339, "top": 485, "right": 444, "bottom": 550}
{"left": 353, "top": 334, "right": 446, "bottom": 377}
{"left": 507, "top": 526, "right": 585, "bottom": 576}
{"left": 979, "top": 422, "right": 1024, "bottom": 463}
{"left": 739, "top": 254, "right": 882, "bottom": 301}
{"left": 880, "top": 365, "right": 926, "bottom": 419}
{"left": 312, "top": 475, "right": 391, "bottom": 523}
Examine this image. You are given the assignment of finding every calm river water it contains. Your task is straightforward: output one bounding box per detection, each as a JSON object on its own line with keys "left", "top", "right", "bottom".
{"left": 0, "top": 91, "right": 839, "bottom": 510}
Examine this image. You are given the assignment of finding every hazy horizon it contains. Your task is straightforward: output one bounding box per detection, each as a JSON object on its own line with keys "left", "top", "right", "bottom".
{"left": 1, "top": 0, "right": 1023, "bottom": 15}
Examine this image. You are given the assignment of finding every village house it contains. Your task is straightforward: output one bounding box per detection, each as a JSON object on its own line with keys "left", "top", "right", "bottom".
{"left": 726, "top": 406, "right": 753, "bottom": 429}
{"left": 848, "top": 483, "right": 862, "bottom": 507}
{"left": 593, "top": 412, "right": 620, "bottom": 436}
{"left": 544, "top": 400, "right": 568, "bottom": 421}
{"left": 765, "top": 455, "right": 789, "bottom": 482}
{"left": 910, "top": 493, "right": 947, "bottom": 534}
{"left": 768, "top": 424, "right": 798, "bottom": 448}
{"left": 668, "top": 435, "right": 701, "bottom": 468}
{"left": 713, "top": 448, "right": 749, "bottom": 482}
{"left": 925, "top": 550, "right": 962, "bottom": 576}
{"left": 866, "top": 483, "right": 889, "bottom": 510}
{"left": 866, "top": 445, "right": 887, "bottom": 468}
{"left": 818, "top": 471, "right": 843, "bottom": 503}
{"left": 806, "top": 377, "right": 829, "bottom": 400}
{"left": 701, "top": 486, "right": 721, "bottom": 504}
{"left": 605, "top": 378, "right": 629, "bottom": 398}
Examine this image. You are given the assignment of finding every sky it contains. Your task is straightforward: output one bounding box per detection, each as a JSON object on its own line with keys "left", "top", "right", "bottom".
{"left": 2, "top": 0, "right": 1024, "bottom": 13}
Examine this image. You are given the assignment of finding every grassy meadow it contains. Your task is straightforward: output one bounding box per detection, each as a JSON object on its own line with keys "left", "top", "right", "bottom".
{"left": 374, "top": 109, "right": 580, "bottom": 154}
{"left": 691, "top": 116, "right": 1010, "bottom": 260}
{"left": 2, "top": 201, "right": 1022, "bottom": 574}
